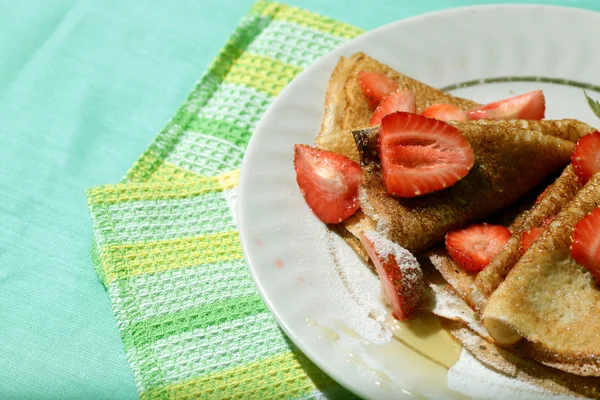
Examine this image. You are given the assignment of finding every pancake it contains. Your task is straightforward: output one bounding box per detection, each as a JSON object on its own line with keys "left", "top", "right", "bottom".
{"left": 315, "top": 54, "right": 361, "bottom": 162}
{"left": 427, "top": 164, "right": 582, "bottom": 314}
{"left": 443, "top": 319, "right": 600, "bottom": 398}
{"left": 310, "top": 51, "right": 600, "bottom": 392}
{"left": 422, "top": 259, "right": 600, "bottom": 396}
{"left": 483, "top": 173, "right": 600, "bottom": 375}
{"left": 467, "top": 165, "right": 583, "bottom": 313}
{"left": 353, "top": 122, "right": 574, "bottom": 255}
{"left": 315, "top": 52, "right": 594, "bottom": 162}
{"left": 314, "top": 53, "right": 483, "bottom": 262}
{"left": 341, "top": 53, "right": 479, "bottom": 145}
{"left": 427, "top": 248, "right": 476, "bottom": 308}
{"left": 314, "top": 52, "right": 595, "bottom": 264}
{"left": 462, "top": 119, "right": 595, "bottom": 144}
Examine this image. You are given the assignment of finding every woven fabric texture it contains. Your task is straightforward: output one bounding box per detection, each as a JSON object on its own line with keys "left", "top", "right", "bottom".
{"left": 87, "top": 1, "right": 363, "bottom": 398}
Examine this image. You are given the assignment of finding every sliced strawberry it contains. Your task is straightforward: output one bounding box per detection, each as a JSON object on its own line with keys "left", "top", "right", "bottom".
{"left": 572, "top": 131, "right": 600, "bottom": 184}
{"left": 358, "top": 71, "right": 398, "bottom": 110}
{"left": 519, "top": 227, "right": 545, "bottom": 255}
{"left": 378, "top": 112, "right": 474, "bottom": 198}
{"left": 359, "top": 231, "right": 424, "bottom": 321}
{"left": 421, "top": 103, "right": 467, "bottom": 122}
{"left": 370, "top": 90, "right": 416, "bottom": 126}
{"left": 467, "top": 90, "right": 545, "bottom": 120}
{"left": 445, "top": 223, "right": 511, "bottom": 272}
{"left": 571, "top": 208, "right": 600, "bottom": 284}
{"left": 294, "top": 144, "right": 361, "bottom": 224}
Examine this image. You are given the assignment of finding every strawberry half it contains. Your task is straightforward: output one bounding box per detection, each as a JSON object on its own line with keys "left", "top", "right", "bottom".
{"left": 421, "top": 103, "right": 467, "bottom": 122}
{"left": 571, "top": 208, "right": 600, "bottom": 284}
{"left": 446, "top": 223, "right": 512, "bottom": 272}
{"left": 369, "top": 90, "right": 416, "bottom": 126}
{"left": 378, "top": 112, "right": 474, "bottom": 198}
{"left": 519, "top": 227, "right": 545, "bottom": 255}
{"left": 358, "top": 71, "right": 398, "bottom": 110}
{"left": 467, "top": 90, "right": 545, "bottom": 120}
{"left": 572, "top": 131, "right": 600, "bottom": 184}
{"left": 359, "top": 230, "right": 424, "bottom": 321}
{"left": 294, "top": 144, "right": 361, "bottom": 224}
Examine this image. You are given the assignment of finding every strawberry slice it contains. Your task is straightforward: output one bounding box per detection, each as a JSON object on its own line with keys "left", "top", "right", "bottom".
{"left": 445, "top": 223, "right": 512, "bottom": 272}
{"left": 358, "top": 71, "right": 399, "bottom": 110}
{"left": 421, "top": 103, "right": 467, "bottom": 122}
{"left": 467, "top": 90, "right": 545, "bottom": 120}
{"left": 369, "top": 90, "right": 416, "bottom": 126}
{"left": 294, "top": 144, "right": 361, "bottom": 224}
{"left": 571, "top": 208, "right": 600, "bottom": 284}
{"left": 519, "top": 227, "right": 545, "bottom": 255}
{"left": 572, "top": 131, "right": 600, "bottom": 184}
{"left": 379, "top": 112, "right": 474, "bottom": 198}
{"left": 359, "top": 230, "right": 424, "bottom": 321}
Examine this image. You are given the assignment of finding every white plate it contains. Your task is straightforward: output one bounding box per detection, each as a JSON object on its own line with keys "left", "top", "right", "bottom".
{"left": 237, "top": 5, "right": 600, "bottom": 399}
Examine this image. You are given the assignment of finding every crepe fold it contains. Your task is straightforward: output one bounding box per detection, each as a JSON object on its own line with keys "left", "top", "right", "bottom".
{"left": 313, "top": 50, "right": 600, "bottom": 390}
{"left": 315, "top": 52, "right": 594, "bottom": 263}
{"left": 482, "top": 173, "right": 600, "bottom": 376}
{"left": 353, "top": 123, "right": 574, "bottom": 255}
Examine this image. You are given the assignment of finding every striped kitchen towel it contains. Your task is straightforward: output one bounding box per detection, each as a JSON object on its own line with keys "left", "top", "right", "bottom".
{"left": 86, "top": 1, "right": 363, "bottom": 398}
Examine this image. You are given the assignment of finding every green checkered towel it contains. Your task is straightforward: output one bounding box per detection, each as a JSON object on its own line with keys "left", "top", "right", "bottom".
{"left": 86, "top": 1, "right": 364, "bottom": 398}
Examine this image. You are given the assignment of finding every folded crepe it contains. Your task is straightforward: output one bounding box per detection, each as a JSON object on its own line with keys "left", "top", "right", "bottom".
{"left": 313, "top": 51, "right": 600, "bottom": 393}
{"left": 316, "top": 52, "right": 483, "bottom": 261}
{"left": 316, "top": 51, "right": 594, "bottom": 163}
{"left": 421, "top": 259, "right": 600, "bottom": 397}
{"left": 428, "top": 164, "right": 583, "bottom": 313}
{"left": 467, "top": 165, "right": 583, "bottom": 313}
{"left": 316, "top": 52, "right": 479, "bottom": 163}
{"left": 315, "top": 52, "right": 595, "bottom": 262}
{"left": 443, "top": 319, "right": 600, "bottom": 398}
{"left": 353, "top": 123, "right": 574, "bottom": 255}
{"left": 482, "top": 173, "right": 600, "bottom": 376}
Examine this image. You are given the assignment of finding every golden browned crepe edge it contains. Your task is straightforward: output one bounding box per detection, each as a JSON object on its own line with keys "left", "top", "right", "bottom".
{"left": 355, "top": 122, "right": 575, "bottom": 255}
{"left": 314, "top": 52, "right": 596, "bottom": 267}
{"left": 335, "top": 52, "right": 482, "bottom": 255}
{"left": 424, "top": 262, "right": 600, "bottom": 387}
{"left": 442, "top": 319, "right": 600, "bottom": 398}
{"left": 315, "top": 53, "right": 600, "bottom": 377}
{"left": 467, "top": 165, "right": 582, "bottom": 313}
{"left": 316, "top": 52, "right": 484, "bottom": 162}
{"left": 426, "top": 248, "right": 476, "bottom": 306}
{"left": 456, "top": 119, "right": 596, "bottom": 144}
{"left": 483, "top": 173, "right": 600, "bottom": 372}
{"left": 315, "top": 54, "right": 362, "bottom": 162}
{"left": 343, "top": 52, "right": 479, "bottom": 127}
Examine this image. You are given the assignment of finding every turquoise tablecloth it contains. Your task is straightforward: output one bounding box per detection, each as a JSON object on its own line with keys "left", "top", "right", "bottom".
{"left": 1, "top": 0, "right": 598, "bottom": 398}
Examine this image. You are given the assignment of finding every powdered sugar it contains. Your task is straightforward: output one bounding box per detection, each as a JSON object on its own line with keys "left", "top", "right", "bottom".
{"left": 448, "top": 350, "right": 584, "bottom": 400}
{"left": 363, "top": 230, "right": 423, "bottom": 290}
{"left": 321, "top": 230, "right": 391, "bottom": 343}
{"left": 364, "top": 230, "right": 417, "bottom": 272}
{"left": 287, "top": 204, "right": 390, "bottom": 343}
{"left": 362, "top": 230, "right": 424, "bottom": 318}
{"left": 284, "top": 192, "right": 571, "bottom": 398}
{"left": 425, "top": 280, "right": 491, "bottom": 340}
